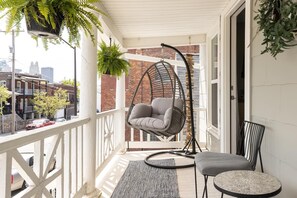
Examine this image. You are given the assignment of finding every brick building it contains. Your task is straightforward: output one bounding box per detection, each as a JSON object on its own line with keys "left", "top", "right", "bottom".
{"left": 0, "top": 72, "right": 76, "bottom": 121}
{"left": 101, "top": 45, "right": 200, "bottom": 141}
{"left": 0, "top": 72, "right": 48, "bottom": 119}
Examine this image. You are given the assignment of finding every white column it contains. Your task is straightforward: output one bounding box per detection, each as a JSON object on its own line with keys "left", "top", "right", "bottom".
{"left": 80, "top": 27, "right": 101, "bottom": 197}
{"left": 199, "top": 44, "right": 207, "bottom": 143}
{"left": 96, "top": 75, "right": 101, "bottom": 112}
{"left": 116, "top": 74, "right": 126, "bottom": 152}
{"left": 199, "top": 43, "right": 207, "bottom": 108}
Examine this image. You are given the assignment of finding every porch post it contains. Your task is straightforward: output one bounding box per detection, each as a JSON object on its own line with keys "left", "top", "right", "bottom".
{"left": 199, "top": 43, "right": 207, "bottom": 108}
{"left": 116, "top": 74, "right": 126, "bottom": 151}
{"left": 80, "top": 28, "right": 101, "bottom": 196}
{"left": 199, "top": 44, "right": 207, "bottom": 146}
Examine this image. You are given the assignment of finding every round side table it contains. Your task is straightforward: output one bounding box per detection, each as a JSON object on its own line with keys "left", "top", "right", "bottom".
{"left": 213, "top": 170, "right": 282, "bottom": 197}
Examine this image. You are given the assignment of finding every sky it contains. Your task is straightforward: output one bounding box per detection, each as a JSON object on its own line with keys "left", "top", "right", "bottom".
{"left": 0, "top": 19, "right": 82, "bottom": 83}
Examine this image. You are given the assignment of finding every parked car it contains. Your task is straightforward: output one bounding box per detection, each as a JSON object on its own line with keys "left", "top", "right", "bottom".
{"left": 26, "top": 119, "right": 55, "bottom": 130}
{"left": 55, "top": 117, "right": 66, "bottom": 123}
{"left": 11, "top": 154, "right": 33, "bottom": 192}
{"left": 11, "top": 153, "right": 56, "bottom": 192}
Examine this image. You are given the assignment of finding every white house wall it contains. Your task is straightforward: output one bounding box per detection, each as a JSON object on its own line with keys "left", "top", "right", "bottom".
{"left": 250, "top": 0, "right": 297, "bottom": 197}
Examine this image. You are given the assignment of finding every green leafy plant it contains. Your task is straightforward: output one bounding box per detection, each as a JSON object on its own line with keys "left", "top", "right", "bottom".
{"left": 32, "top": 88, "right": 70, "bottom": 119}
{"left": 254, "top": 0, "right": 297, "bottom": 57}
{"left": 61, "top": 78, "right": 80, "bottom": 97}
{"left": 97, "top": 40, "right": 130, "bottom": 78}
{"left": 0, "top": 0, "right": 105, "bottom": 48}
{"left": 0, "top": 85, "right": 10, "bottom": 116}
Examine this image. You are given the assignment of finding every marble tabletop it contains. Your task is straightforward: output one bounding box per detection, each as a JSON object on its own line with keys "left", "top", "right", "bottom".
{"left": 213, "top": 170, "right": 282, "bottom": 197}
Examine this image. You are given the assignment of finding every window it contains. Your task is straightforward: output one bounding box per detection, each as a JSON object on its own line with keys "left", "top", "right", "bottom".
{"left": 0, "top": 80, "right": 6, "bottom": 87}
{"left": 16, "top": 81, "right": 22, "bottom": 92}
{"left": 210, "top": 35, "right": 219, "bottom": 128}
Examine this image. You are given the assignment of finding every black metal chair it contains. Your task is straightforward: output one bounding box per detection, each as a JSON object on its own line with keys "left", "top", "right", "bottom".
{"left": 194, "top": 121, "right": 265, "bottom": 198}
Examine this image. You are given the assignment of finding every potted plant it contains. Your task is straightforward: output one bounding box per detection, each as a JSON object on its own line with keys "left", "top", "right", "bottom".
{"left": 0, "top": 0, "right": 105, "bottom": 47}
{"left": 97, "top": 40, "right": 130, "bottom": 77}
{"left": 254, "top": 0, "right": 297, "bottom": 58}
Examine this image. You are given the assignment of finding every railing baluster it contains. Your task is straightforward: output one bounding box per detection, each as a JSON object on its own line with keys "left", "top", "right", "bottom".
{"left": 96, "top": 118, "right": 99, "bottom": 167}
{"left": 131, "top": 128, "right": 134, "bottom": 142}
{"left": 140, "top": 130, "right": 143, "bottom": 141}
{"left": 71, "top": 128, "right": 77, "bottom": 193}
{"left": 56, "top": 133, "right": 64, "bottom": 198}
{"left": 64, "top": 129, "right": 71, "bottom": 198}
{"left": 0, "top": 152, "right": 12, "bottom": 197}
{"left": 101, "top": 116, "right": 104, "bottom": 164}
{"left": 33, "top": 140, "right": 44, "bottom": 179}
{"left": 78, "top": 125, "right": 83, "bottom": 189}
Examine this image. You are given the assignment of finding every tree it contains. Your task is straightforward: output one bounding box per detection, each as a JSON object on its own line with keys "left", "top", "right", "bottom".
{"left": 0, "top": 85, "right": 10, "bottom": 116}
{"left": 61, "top": 79, "right": 80, "bottom": 98}
{"left": 32, "top": 88, "right": 69, "bottom": 119}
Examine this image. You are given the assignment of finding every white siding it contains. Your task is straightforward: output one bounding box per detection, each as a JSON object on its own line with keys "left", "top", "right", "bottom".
{"left": 251, "top": 1, "right": 297, "bottom": 197}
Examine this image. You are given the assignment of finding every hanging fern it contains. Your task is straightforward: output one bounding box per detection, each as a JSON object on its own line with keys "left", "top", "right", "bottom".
{"left": 0, "top": 0, "right": 105, "bottom": 48}
{"left": 97, "top": 40, "right": 130, "bottom": 78}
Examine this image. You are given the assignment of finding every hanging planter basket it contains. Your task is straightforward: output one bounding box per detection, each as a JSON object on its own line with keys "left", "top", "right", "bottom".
{"left": 254, "top": 0, "right": 297, "bottom": 57}
{"left": 0, "top": 0, "right": 105, "bottom": 49}
{"left": 103, "top": 69, "right": 111, "bottom": 75}
{"left": 97, "top": 40, "right": 130, "bottom": 77}
{"left": 25, "top": 10, "right": 64, "bottom": 39}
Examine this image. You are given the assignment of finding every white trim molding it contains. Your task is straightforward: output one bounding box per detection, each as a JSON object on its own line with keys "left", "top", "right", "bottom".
{"left": 219, "top": 0, "right": 252, "bottom": 153}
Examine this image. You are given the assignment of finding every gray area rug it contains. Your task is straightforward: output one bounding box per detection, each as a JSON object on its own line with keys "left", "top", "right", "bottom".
{"left": 111, "top": 159, "right": 180, "bottom": 198}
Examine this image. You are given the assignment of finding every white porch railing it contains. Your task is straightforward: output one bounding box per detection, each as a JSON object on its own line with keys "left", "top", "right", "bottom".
{"left": 126, "top": 108, "right": 207, "bottom": 149}
{"left": 95, "top": 109, "right": 123, "bottom": 175}
{"left": 0, "top": 109, "right": 124, "bottom": 197}
{"left": 0, "top": 118, "right": 90, "bottom": 198}
{"left": 0, "top": 107, "right": 204, "bottom": 197}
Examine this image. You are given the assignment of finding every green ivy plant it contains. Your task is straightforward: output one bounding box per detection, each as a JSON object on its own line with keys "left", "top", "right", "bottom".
{"left": 254, "top": 0, "right": 297, "bottom": 57}
{"left": 0, "top": 0, "right": 105, "bottom": 48}
{"left": 97, "top": 40, "right": 130, "bottom": 78}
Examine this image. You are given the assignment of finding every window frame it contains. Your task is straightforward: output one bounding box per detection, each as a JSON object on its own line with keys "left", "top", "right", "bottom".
{"left": 207, "top": 34, "right": 220, "bottom": 138}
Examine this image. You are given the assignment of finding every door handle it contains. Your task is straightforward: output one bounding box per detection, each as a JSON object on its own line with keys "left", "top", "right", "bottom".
{"left": 231, "top": 95, "right": 236, "bottom": 100}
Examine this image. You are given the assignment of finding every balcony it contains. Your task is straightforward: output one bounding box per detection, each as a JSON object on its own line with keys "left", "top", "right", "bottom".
{"left": 15, "top": 89, "right": 46, "bottom": 96}
{"left": 0, "top": 108, "right": 210, "bottom": 197}
{"left": 1, "top": 0, "right": 295, "bottom": 197}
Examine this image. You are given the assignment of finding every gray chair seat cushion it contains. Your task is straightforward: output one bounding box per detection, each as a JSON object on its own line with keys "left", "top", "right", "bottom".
{"left": 195, "top": 152, "right": 252, "bottom": 176}
{"left": 129, "top": 117, "right": 166, "bottom": 130}
{"left": 128, "top": 98, "right": 184, "bottom": 134}
{"left": 128, "top": 104, "right": 152, "bottom": 120}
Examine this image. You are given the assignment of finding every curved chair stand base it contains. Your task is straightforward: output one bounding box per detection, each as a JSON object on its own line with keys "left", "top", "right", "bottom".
{"left": 144, "top": 150, "right": 195, "bottom": 169}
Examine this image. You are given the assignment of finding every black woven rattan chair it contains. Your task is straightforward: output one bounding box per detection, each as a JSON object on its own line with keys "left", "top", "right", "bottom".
{"left": 126, "top": 43, "right": 202, "bottom": 169}
{"left": 126, "top": 60, "right": 186, "bottom": 137}
{"left": 194, "top": 121, "right": 265, "bottom": 198}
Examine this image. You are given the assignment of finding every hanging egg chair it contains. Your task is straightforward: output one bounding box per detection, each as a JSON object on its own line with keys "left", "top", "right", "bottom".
{"left": 126, "top": 43, "right": 202, "bottom": 169}
{"left": 126, "top": 60, "right": 186, "bottom": 137}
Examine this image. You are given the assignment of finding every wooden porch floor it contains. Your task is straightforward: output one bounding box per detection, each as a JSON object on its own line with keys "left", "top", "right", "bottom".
{"left": 96, "top": 150, "right": 232, "bottom": 198}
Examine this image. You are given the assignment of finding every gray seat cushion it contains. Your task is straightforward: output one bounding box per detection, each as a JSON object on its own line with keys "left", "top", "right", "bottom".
{"left": 129, "top": 117, "right": 166, "bottom": 130}
{"left": 128, "top": 98, "right": 184, "bottom": 133}
{"left": 195, "top": 152, "right": 252, "bottom": 176}
{"left": 129, "top": 103, "right": 152, "bottom": 120}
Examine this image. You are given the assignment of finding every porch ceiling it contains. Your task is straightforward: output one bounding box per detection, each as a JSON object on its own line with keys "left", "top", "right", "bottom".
{"left": 99, "top": 0, "right": 230, "bottom": 48}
